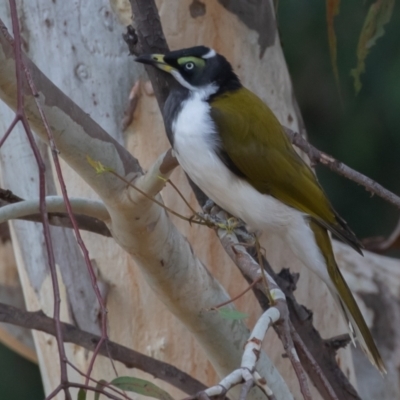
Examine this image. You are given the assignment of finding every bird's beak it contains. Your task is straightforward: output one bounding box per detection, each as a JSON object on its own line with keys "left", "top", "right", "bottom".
{"left": 135, "top": 53, "right": 175, "bottom": 73}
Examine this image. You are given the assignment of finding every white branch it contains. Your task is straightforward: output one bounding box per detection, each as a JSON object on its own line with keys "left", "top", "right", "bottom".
{"left": 0, "top": 196, "right": 110, "bottom": 224}
{"left": 204, "top": 304, "right": 280, "bottom": 400}
{"left": 242, "top": 307, "right": 280, "bottom": 371}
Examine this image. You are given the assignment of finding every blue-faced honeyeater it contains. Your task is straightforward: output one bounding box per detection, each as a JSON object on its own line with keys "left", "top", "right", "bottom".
{"left": 135, "top": 46, "right": 385, "bottom": 372}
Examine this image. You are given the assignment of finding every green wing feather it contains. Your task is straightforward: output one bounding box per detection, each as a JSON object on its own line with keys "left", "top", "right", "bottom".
{"left": 210, "top": 87, "right": 362, "bottom": 253}
{"left": 210, "top": 87, "right": 385, "bottom": 371}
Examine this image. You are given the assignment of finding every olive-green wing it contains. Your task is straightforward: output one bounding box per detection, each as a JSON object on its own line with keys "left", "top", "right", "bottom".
{"left": 210, "top": 87, "right": 362, "bottom": 253}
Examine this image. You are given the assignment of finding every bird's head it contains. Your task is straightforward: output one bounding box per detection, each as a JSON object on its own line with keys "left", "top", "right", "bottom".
{"left": 135, "top": 46, "right": 241, "bottom": 94}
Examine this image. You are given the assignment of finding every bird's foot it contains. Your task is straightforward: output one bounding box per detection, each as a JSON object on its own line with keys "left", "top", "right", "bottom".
{"left": 215, "top": 217, "right": 242, "bottom": 233}
{"left": 202, "top": 198, "right": 215, "bottom": 214}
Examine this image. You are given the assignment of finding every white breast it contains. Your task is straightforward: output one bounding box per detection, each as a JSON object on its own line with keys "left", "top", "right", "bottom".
{"left": 172, "top": 92, "right": 332, "bottom": 286}
{"left": 172, "top": 93, "right": 300, "bottom": 234}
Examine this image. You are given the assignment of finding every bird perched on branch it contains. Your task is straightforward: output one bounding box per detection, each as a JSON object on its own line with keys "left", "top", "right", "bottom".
{"left": 135, "top": 46, "right": 385, "bottom": 372}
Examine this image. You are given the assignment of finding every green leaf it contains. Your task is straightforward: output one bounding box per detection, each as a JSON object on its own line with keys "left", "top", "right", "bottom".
{"left": 77, "top": 388, "right": 87, "bottom": 400}
{"left": 94, "top": 379, "right": 109, "bottom": 400}
{"left": 351, "top": 0, "right": 395, "bottom": 94}
{"left": 218, "top": 307, "right": 248, "bottom": 320}
{"left": 110, "top": 376, "right": 174, "bottom": 400}
{"left": 326, "top": 0, "right": 341, "bottom": 93}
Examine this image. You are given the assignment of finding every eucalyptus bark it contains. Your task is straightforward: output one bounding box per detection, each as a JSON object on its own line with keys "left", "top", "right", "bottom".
{"left": 0, "top": 1, "right": 398, "bottom": 400}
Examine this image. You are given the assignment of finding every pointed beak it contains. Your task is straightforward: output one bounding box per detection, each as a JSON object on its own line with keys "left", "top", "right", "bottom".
{"left": 135, "top": 53, "right": 175, "bottom": 73}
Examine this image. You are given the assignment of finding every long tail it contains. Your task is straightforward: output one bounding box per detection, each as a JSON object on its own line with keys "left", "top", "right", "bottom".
{"left": 311, "top": 221, "right": 386, "bottom": 373}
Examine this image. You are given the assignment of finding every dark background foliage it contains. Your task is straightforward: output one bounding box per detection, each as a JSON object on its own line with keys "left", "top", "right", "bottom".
{"left": 0, "top": 342, "right": 44, "bottom": 398}
{"left": 1, "top": 1, "right": 399, "bottom": 397}
{"left": 280, "top": 0, "right": 400, "bottom": 239}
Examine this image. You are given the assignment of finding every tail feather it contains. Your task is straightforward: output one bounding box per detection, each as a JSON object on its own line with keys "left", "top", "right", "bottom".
{"left": 328, "top": 283, "right": 386, "bottom": 373}
{"left": 311, "top": 221, "right": 386, "bottom": 373}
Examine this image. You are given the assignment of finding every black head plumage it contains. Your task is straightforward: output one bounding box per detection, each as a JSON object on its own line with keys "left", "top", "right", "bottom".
{"left": 163, "top": 46, "right": 241, "bottom": 93}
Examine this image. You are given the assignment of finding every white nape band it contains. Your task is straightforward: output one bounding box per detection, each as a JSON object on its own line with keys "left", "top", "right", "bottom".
{"left": 202, "top": 48, "right": 216, "bottom": 59}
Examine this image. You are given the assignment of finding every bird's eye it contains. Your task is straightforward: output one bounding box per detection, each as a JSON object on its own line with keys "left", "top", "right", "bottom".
{"left": 185, "top": 62, "right": 195, "bottom": 70}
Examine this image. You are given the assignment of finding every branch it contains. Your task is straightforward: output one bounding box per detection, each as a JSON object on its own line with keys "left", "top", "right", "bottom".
{"left": 285, "top": 128, "right": 400, "bottom": 209}
{"left": 217, "top": 227, "right": 316, "bottom": 400}
{"left": 0, "top": 188, "right": 111, "bottom": 237}
{"left": 0, "top": 301, "right": 206, "bottom": 395}
{"left": 362, "top": 216, "right": 400, "bottom": 253}
{"left": 196, "top": 307, "right": 280, "bottom": 400}
{"left": 266, "top": 272, "right": 357, "bottom": 398}
{"left": 0, "top": 15, "right": 293, "bottom": 400}
{"left": 222, "top": 228, "right": 359, "bottom": 400}
{"left": 127, "top": 0, "right": 173, "bottom": 105}
{"left": 0, "top": 196, "right": 110, "bottom": 225}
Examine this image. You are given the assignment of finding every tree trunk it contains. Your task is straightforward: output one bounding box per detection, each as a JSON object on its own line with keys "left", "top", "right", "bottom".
{"left": 0, "top": 1, "right": 398, "bottom": 400}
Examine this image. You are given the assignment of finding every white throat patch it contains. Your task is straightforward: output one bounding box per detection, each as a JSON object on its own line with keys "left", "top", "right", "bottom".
{"left": 170, "top": 70, "right": 217, "bottom": 100}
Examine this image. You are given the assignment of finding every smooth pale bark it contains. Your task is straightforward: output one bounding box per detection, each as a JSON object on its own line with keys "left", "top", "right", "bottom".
{"left": 334, "top": 242, "right": 400, "bottom": 400}
{"left": 1, "top": 1, "right": 397, "bottom": 399}
{"left": 0, "top": 1, "right": 291, "bottom": 399}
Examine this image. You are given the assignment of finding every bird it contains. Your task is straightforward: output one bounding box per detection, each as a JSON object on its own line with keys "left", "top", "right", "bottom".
{"left": 135, "top": 46, "right": 385, "bottom": 372}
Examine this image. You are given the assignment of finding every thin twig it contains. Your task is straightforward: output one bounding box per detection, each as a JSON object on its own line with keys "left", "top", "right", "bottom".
{"left": 208, "top": 277, "right": 262, "bottom": 311}
{"left": 285, "top": 127, "right": 400, "bottom": 209}
{"left": 165, "top": 178, "right": 199, "bottom": 216}
{"left": 109, "top": 170, "right": 210, "bottom": 226}
{"left": 275, "top": 319, "right": 313, "bottom": 400}
{"left": 255, "top": 237, "right": 272, "bottom": 303}
{"left": 0, "top": 115, "right": 18, "bottom": 146}
{"left": 6, "top": 2, "right": 71, "bottom": 398}
{"left": 362, "top": 216, "right": 400, "bottom": 253}
{"left": 16, "top": 22, "right": 112, "bottom": 387}
{"left": 290, "top": 328, "right": 339, "bottom": 400}
{"left": 66, "top": 361, "right": 133, "bottom": 400}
